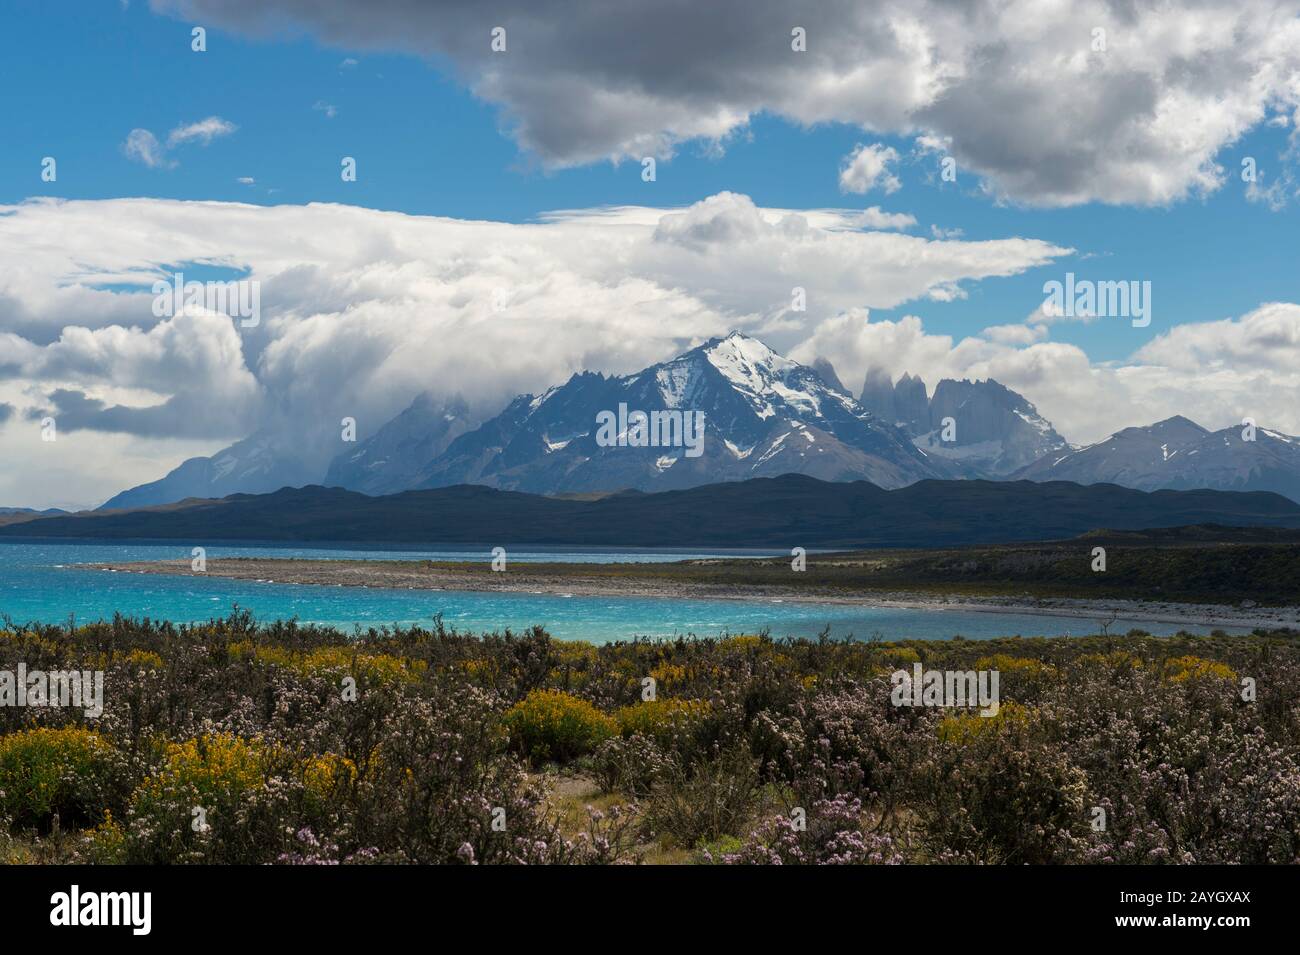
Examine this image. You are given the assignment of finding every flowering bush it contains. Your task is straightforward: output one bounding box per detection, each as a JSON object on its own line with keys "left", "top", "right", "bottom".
{"left": 504, "top": 689, "right": 616, "bottom": 764}
{"left": 0, "top": 728, "right": 115, "bottom": 830}
{"left": 720, "top": 795, "right": 904, "bottom": 865}
{"left": 614, "top": 698, "right": 711, "bottom": 745}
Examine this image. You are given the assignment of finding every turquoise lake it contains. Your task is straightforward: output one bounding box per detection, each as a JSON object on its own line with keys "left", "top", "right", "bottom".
{"left": 0, "top": 540, "right": 1245, "bottom": 643}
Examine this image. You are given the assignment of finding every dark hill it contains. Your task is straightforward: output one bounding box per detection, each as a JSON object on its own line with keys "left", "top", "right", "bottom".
{"left": 3, "top": 475, "right": 1300, "bottom": 548}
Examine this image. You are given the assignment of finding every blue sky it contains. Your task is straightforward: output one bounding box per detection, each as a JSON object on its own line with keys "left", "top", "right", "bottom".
{"left": 2, "top": 0, "right": 1299, "bottom": 508}
{"left": 4, "top": 1, "right": 1296, "bottom": 361}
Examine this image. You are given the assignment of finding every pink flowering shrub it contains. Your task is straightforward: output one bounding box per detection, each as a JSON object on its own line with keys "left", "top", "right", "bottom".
{"left": 719, "top": 795, "right": 904, "bottom": 865}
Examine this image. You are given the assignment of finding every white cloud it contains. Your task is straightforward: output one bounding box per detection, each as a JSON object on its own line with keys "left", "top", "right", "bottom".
{"left": 792, "top": 304, "right": 1300, "bottom": 445}
{"left": 124, "top": 116, "right": 236, "bottom": 169}
{"left": 167, "top": 116, "right": 237, "bottom": 147}
{"left": 855, "top": 207, "right": 916, "bottom": 230}
{"left": 153, "top": 0, "right": 1300, "bottom": 206}
{"left": 839, "top": 143, "right": 902, "bottom": 194}
{"left": 1133, "top": 301, "right": 1300, "bottom": 372}
{"left": 313, "top": 101, "right": 338, "bottom": 119}
{"left": 122, "top": 129, "right": 171, "bottom": 169}
{"left": 982, "top": 323, "right": 1048, "bottom": 346}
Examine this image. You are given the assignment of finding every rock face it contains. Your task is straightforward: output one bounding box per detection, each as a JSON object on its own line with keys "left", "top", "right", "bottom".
{"left": 858, "top": 371, "right": 1069, "bottom": 478}
{"left": 809, "top": 357, "right": 849, "bottom": 396}
{"left": 415, "top": 332, "right": 943, "bottom": 494}
{"left": 858, "top": 367, "right": 900, "bottom": 424}
{"left": 323, "top": 393, "right": 475, "bottom": 496}
{"left": 97, "top": 432, "right": 317, "bottom": 511}
{"left": 1014, "top": 416, "right": 1300, "bottom": 503}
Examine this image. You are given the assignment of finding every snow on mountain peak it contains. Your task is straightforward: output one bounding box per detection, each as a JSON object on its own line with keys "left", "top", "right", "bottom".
{"left": 703, "top": 332, "right": 793, "bottom": 378}
{"left": 698, "top": 332, "right": 821, "bottom": 418}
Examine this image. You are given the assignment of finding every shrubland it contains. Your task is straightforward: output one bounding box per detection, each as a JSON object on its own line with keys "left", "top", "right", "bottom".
{"left": 0, "top": 611, "right": 1296, "bottom": 865}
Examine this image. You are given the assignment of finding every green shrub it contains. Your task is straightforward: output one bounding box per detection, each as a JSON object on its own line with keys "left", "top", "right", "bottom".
{"left": 642, "top": 743, "right": 763, "bottom": 849}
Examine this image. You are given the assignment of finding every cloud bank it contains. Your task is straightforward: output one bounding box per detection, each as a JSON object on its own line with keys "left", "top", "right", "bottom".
{"left": 154, "top": 0, "right": 1300, "bottom": 206}
{"left": 0, "top": 192, "right": 1066, "bottom": 504}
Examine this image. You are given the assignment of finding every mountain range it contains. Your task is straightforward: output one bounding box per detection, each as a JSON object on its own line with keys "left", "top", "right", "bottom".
{"left": 85, "top": 332, "right": 1300, "bottom": 509}
{"left": 6, "top": 475, "right": 1299, "bottom": 548}
{"left": 1014, "top": 415, "right": 1300, "bottom": 502}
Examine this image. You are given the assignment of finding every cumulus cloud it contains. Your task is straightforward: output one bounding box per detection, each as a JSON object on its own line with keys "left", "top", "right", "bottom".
{"left": 792, "top": 304, "right": 1300, "bottom": 445}
{"left": 8, "top": 310, "right": 261, "bottom": 438}
{"left": 152, "top": 0, "right": 1300, "bottom": 206}
{"left": 982, "top": 323, "right": 1048, "bottom": 346}
{"left": 839, "top": 143, "right": 901, "bottom": 194}
{"left": 639, "top": 192, "right": 1065, "bottom": 322}
{"left": 855, "top": 207, "right": 915, "bottom": 230}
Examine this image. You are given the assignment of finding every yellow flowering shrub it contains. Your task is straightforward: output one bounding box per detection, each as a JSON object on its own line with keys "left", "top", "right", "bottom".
{"left": 302, "top": 752, "right": 358, "bottom": 811}
{"left": 0, "top": 727, "right": 113, "bottom": 828}
{"left": 878, "top": 647, "right": 922, "bottom": 666}
{"left": 124, "top": 649, "right": 164, "bottom": 670}
{"left": 83, "top": 811, "right": 127, "bottom": 864}
{"left": 552, "top": 641, "right": 598, "bottom": 665}
{"left": 131, "top": 733, "right": 274, "bottom": 817}
{"left": 1164, "top": 655, "right": 1237, "bottom": 683}
{"left": 974, "top": 654, "right": 1056, "bottom": 678}
{"left": 614, "top": 698, "right": 711, "bottom": 745}
{"left": 1078, "top": 650, "right": 1143, "bottom": 669}
{"left": 719, "top": 635, "right": 764, "bottom": 652}
{"left": 937, "top": 701, "right": 1032, "bottom": 746}
{"left": 229, "top": 641, "right": 425, "bottom": 683}
{"left": 503, "top": 689, "right": 616, "bottom": 763}
{"left": 649, "top": 662, "right": 687, "bottom": 690}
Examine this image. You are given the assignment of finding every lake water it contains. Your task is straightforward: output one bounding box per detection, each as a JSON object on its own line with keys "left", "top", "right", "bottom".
{"left": 0, "top": 539, "right": 1245, "bottom": 643}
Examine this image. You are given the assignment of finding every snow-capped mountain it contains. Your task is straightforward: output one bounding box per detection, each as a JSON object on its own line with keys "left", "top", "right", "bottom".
{"left": 858, "top": 371, "right": 1069, "bottom": 478}
{"left": 97, "top": 431, "right": 318, "bottom": 510}
{"left": 415, "top": 332, "right": 942, "bottom": 494}
{"left": 1014, "top": 416, "right": 1300, "bottom": 503}
{"left": 323, "top": 393, "right": 476, "bottom": 496}
{"left": 98, "top": 334, "right": 1298, "bottom": 511}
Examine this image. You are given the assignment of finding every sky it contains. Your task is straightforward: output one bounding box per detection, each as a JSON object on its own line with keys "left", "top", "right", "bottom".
{"left": 1, "top": 0, "right": 1299, "bottom": 509}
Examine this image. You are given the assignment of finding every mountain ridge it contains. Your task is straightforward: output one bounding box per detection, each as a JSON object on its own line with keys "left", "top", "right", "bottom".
{"left": 1015, "top": 415, "right": 1300, "bottom": 503}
